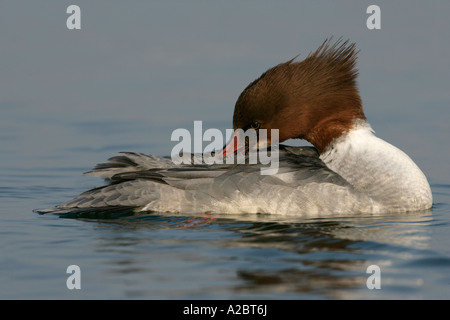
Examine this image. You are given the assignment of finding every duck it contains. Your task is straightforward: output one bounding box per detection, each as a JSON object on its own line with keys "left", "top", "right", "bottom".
{"left": 40, "top": 38, "right": 432, "bottom": 216}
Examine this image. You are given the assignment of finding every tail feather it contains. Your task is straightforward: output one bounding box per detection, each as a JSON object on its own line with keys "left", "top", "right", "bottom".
{"left": 84, "top": 152, "right": 175, "bottom": 180}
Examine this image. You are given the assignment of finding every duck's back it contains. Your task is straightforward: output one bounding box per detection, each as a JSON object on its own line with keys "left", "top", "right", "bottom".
{"left": 39, "top": 146, "right": 380, "bottom": 216}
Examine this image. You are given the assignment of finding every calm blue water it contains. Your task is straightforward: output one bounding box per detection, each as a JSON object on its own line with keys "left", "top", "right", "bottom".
{"left": 1, "top": 170, "right": 450, "bottom": 299}
{"left": 1, "top": 2, "right": 450, "bottom": 299}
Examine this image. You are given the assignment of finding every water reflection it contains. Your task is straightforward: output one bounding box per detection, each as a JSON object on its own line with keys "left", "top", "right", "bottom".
{"left": 68, "top": 210, "right": 433, "bottom": 298}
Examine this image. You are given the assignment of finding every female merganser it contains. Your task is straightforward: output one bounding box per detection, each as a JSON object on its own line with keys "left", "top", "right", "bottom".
{"left": 40, "top": 38, "right": 432, "bottom": 216}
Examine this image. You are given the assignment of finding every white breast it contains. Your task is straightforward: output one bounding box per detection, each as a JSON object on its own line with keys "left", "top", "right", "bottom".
{"left": 320, "top": 121, "right": 432, "bottom": 212}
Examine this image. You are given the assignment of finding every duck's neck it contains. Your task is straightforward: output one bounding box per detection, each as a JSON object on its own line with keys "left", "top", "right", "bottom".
{"left": 319, "top": 120, "right": 432, "bottom": 212}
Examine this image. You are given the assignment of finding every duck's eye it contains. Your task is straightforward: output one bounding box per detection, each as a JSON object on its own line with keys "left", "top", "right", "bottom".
{"left": 250, "top": 121, "right": 261, "bottom": 130}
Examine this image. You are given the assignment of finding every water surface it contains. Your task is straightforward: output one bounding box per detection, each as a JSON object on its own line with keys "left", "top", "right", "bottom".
{"left": 1, "top": 1, "right": 450, "bottom": 300}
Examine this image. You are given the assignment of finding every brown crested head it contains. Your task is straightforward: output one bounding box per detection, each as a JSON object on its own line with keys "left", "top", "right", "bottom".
{"left": 232, "top": 38, "right": 366, "bottom": 153}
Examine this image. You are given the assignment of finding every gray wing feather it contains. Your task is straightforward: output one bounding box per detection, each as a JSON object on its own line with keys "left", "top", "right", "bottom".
{"left": 84, "top": 152, "right": 175, "bottom": 179}
{"left": 40, "top": 146, "right": 358, "bottom": 214}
